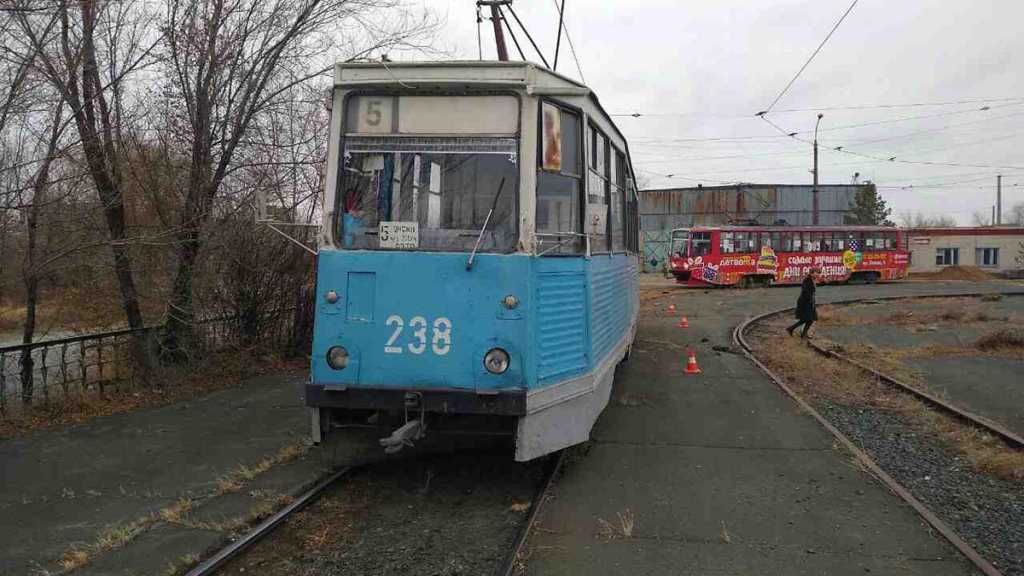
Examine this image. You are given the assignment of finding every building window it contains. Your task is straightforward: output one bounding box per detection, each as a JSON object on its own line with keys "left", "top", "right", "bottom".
{"left": 976, "top": 247, "right": 999, "bottom": 267}
{"left": 936, "top": 247, "right": 959, "bottom": 266}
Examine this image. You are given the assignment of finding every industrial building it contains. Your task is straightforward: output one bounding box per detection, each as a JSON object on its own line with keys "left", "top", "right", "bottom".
{"left": 639, "top": 183, "right": 866, "bottom": 271}
{"left": 906, "top": 227, "right": 1024, "bottom": 276}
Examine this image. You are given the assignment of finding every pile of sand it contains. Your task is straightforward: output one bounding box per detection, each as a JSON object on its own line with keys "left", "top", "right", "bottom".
{"left": 911, "top": 265, "right": 996, "bottom": 281}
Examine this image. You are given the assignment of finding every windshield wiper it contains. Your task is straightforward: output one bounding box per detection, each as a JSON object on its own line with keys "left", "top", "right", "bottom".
{"left": 466, "top": 177, "right": 506, "bottom": 271}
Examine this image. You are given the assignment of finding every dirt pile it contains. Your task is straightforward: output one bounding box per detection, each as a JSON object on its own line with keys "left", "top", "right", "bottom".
{"left": 912, "top": 266, "right": 996, "bottom": 281}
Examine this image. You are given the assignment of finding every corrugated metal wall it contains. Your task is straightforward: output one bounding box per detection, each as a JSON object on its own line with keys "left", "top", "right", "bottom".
{"left": 638, "top": 184, "right": 861, "bottom": 271}
{"left": 640, "top": 184, "right": 859, "bottom": 230}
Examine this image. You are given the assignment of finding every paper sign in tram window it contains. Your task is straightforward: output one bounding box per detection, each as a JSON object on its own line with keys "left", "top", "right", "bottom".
{"left": 379, "top": 221, "right": 419, "bottom": 249}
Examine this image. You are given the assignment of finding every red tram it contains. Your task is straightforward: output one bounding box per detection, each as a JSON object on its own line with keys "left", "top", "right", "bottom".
{"left": 668, "top": 226, "right": 909, "bottom": 287}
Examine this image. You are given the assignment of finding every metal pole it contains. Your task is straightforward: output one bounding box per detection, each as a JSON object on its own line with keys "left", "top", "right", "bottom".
{"left": 813, "top": 113, "right": 823, "bottom": 225}
{"left": 490, "top": 4, "right": 509, "bottom": 61}
{"left": 992, "top": 205, "right": 996, "bottom": 226}
{"left": 996, "top": 174, "right": 1002, "bottom": 225}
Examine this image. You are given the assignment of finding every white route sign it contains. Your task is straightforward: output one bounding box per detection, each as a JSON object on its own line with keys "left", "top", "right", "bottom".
{"left": 379, "top": 221, "right": 419, "bottom": 249}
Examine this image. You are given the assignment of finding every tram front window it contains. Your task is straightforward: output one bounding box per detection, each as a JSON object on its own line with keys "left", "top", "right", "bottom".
{"left": 340, "top": 137, "right": 518, "bottom": 252}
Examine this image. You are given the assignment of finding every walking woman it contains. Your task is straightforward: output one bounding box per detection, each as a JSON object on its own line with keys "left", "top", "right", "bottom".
{"left": 787, "top": 267, "right": 821, "bottom": 338}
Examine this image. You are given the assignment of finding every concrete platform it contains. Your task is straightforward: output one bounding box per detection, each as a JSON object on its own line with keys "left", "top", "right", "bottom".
{"left": 0, "top": 371, "right": 327, "bottom": 575}
{"left": 909, "top": 356, "right": 1024, "bottom": 438}
{"left": 526, "top": 281, "right": 1024, "bottom": 575}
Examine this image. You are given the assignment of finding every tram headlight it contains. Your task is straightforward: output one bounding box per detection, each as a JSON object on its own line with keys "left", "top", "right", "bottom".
{"left": 326, "top": 346, "right": 349, "bottom": 370}
{"left": 483, "top": 348, "right": 510, "bottom": 374}
{"left": 325, "top": 290, "right": 339, "bottom": 304}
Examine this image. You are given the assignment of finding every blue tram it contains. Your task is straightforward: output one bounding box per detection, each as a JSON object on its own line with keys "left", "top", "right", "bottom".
{"left": 307, "top": 61, "right": 640, "bottom": 461}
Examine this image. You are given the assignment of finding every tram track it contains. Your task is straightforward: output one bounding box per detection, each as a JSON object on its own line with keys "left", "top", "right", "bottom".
{"left": 185, "top": 467, "right": 352, "bottom": 576}
{"left": 735, "top": 291, "right": 1024, "bottom": 576}
{"left": 182, "top": 446, "right": 563, "bottom": 576}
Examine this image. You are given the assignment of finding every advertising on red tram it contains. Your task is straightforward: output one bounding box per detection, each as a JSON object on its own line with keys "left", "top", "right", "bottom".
{"left": 668, "top": 226, "right": 909, "bottom": 287}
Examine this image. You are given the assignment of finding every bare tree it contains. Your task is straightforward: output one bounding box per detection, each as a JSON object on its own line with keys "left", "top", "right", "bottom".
{"left": 1006, "top": 202, "right": 1024, "bottom": 226}
{"left": 19, "top": 102, "right": 67, "bottom": 404}
{"left": 971, "top": 211, "right": 990, "bottom": 227}
{"left": 158, "top": 0, "right": 437, "bottom": 360}
{"left": 898, "top": 211, "right": 957, "bottom": 228}
{"left": 14, "top": 0, "right": 161, "bottom": 375}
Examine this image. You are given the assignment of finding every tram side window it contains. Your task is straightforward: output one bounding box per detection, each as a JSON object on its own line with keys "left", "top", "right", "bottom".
{"left": 537, "top": 102, "right": 583, "bottom": 253}
{"left": 732, "top": 232, "right": 754, "bottom": 253}
{"left": 885, "top": 232, "right": 897, "bottom": 250}
{"left": 690, "top": 232, "right": 712, "bottom": 257}
{"left": 610, "top": 149, "right": 626, "bottom": 252}
{"left": 721, "top": 232, "right": 735, "bottom": 254}
{"left": 587, "top": 124, "right": 610, "bottom": 252}
{"left": 781, "top": 232, "right": 794, "bottom": 252}
{"left": 806, "top": 232, "right": 820, "bottom": 252}
{"left": 625, "top": 184, "right": 639, "bottom": 252}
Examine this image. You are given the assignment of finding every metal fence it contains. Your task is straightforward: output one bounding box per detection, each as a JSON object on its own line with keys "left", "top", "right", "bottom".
{"left": 0, "top": 309, "right": 305, "bottom": 413}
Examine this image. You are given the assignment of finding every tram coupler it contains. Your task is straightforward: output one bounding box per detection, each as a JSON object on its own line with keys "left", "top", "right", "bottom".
{"left": 378, "top": 392, "right": 426, "bottom": 454}
{"left": 379, "top": 419, "right": 425, "bottom": 454}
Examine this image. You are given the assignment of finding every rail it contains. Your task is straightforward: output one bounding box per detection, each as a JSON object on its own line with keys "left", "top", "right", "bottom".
{"left": 733, "top": 292, "right": 1023, "bottom": 576}
{"left": 0, "top": 308, "right": 303, "bottom": 413}
{"left": 182, "top": 449, "right": 564, "bottom": 576}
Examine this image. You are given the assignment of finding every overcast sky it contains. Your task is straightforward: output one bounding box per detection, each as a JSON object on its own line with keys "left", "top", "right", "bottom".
{"left": 418, "top": 0, "right": 1024, "bottom": 224}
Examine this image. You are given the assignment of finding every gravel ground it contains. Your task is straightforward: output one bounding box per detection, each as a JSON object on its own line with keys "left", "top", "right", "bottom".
{"left": 217, "top": 447, "right": 547, "bottom": 576}
{"left": 819, "top": 401, "right": 1024, "bottom": 576}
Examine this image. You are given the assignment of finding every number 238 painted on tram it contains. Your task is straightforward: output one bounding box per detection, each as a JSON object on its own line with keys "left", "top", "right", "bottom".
{"left": 307, "top": 61, "right": 641, "bottom": 461}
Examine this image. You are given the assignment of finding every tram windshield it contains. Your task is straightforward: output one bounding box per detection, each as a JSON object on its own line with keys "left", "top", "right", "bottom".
{"left": 670, "top": 229, "right": 689, "bottom": 257}
{"left": 338, "top": 95, "right": 519, "bottom": 252}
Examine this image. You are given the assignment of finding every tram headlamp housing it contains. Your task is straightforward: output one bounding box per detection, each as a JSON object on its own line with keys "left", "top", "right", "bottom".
{"left": 326, "top": 346, "right": 349, "bottom": 370}
{"left": 483, "top": 348, "right": 510, "bottom": 374}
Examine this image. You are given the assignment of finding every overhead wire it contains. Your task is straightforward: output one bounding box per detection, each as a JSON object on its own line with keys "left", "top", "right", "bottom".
{"left": 505, "top": 3, "right": 551, "bottom": 68}
{"left": 553, "top": 0, "right": 566, "bottom": 70}
{"left": 612, "top": 96, "right": 1024, "bottom": 118}
{"left": 549, "top": 0, "right": 584, "bottom": 81}
{"left": 759, "top": 0, "right": 860, "bottom": 115}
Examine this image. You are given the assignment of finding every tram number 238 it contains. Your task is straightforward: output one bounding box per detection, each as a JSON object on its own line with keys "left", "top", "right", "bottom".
{"left": 384, "top": 315, "right": 452, "bottom": 356}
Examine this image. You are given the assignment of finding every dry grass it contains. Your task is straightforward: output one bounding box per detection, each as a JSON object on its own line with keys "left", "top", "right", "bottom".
{"left": 597, "top": 508, "right": 635, "bottom": 540}
{"left": 751, "top": 324, "right": 1024, "bottom": 482}
{"left": 51, "top": 441, "right": 306, "bottom": 571}
{"left": 215, "top": 441, "right": 310, "bottom": 495}
{"left": 818, "top": 297, "right": 1007, "bottom": 329}
{"left": 58, "top": 549, "right": 90, "bottom": 571}
{"left": 719, "top": 521, "right": 732, "bottom": 544}
{"left": 162, "top": 553, "right": 200, "bottom": 576}
{"left": 158, "top": 497, "right": 194, "bottom": 524}
{"left": 975, "top": 329, "right": 1024, "bottom": 351}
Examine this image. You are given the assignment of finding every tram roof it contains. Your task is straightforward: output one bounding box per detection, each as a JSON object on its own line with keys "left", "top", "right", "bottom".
{"left": 334, "top": 60, "right": 590, "bottom": 94}
{"left": 673, "top": 225, "right": 903, "bottom": 233}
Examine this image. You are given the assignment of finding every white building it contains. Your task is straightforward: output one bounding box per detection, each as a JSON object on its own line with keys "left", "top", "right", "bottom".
{"left": 907, "top": 227, "right": 1024, "bottom": 275}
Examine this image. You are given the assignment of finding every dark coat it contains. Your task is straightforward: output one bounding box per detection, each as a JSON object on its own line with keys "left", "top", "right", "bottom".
{"left": 795, "top": 275, "right": 817, "bottom": 321}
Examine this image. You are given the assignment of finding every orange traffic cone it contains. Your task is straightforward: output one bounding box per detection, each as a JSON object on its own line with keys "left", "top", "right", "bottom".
{"left": 684, "top": 349, "right": 702, "bottom": 374}
{"left": 677, "top": 316, "right": 689, "bottom": 328}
